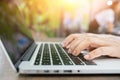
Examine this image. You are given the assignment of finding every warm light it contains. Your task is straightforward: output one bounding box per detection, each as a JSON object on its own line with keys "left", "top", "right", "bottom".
{"left": 62, "top": 0, "right": 81, "bottom": 5}
{"left": 107, "top": 0, "right": 113, "bottom": 6}
{"left": 67, "top": 0, "right": 75, "bottom": 4}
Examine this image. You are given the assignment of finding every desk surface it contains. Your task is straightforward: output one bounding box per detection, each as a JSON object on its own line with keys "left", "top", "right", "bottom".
{"left": 0, "top": 38, "right": 120, "bottom": 80}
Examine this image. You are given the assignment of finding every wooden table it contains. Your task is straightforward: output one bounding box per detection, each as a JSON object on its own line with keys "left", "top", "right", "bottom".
{"left": 0, "top": 38, "right": 120, "bottom": 80}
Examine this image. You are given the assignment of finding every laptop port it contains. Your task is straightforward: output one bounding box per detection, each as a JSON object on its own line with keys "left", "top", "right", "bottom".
{"left": 54, "top": 70, "right": 59, "bottom": 73}
{"left": 44, "top": 70, "right": 49, "bottom": 73}
{"left": 64, "top": 70, "right": 72, "bottom": 73}
{"left": 77, "top": 70, "right": 80, "bottom": 72}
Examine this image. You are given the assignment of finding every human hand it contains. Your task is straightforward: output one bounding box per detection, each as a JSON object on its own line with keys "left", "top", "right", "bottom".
{"left": 62, "top": 33, "right": 120, "bottom": 60}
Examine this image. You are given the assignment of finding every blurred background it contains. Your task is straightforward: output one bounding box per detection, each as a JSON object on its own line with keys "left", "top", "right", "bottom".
{"left": 17, "top": 0, "right": 120, "bottom": 38}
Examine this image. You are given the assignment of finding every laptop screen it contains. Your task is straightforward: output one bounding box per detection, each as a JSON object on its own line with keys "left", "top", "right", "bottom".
{"left": 0, "top": 1, "right": 34, "bottom": 64}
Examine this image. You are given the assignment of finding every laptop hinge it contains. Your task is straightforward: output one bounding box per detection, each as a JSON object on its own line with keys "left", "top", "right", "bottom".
{"left": 15, "top": 42, "right": 37, "bottom": 72}
{"left": 22, "top": 42, "right": 38, "bottom": 61}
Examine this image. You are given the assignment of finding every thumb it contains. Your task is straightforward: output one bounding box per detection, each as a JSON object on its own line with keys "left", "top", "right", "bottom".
{"left": 84, "top": 47, "right": 110, "bottom": 60}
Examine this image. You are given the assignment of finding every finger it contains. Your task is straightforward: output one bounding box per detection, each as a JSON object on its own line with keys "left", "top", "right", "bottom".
{"left": 84, "top": 47, "right": 110, "bottom": 60}
{"left": 71, "top": 38, "right": 90, "bottom": 56}
{"left": 67, "top": 38, "right": 84, "bottom": 53}
{"left": 62, "top": 34, "right": 77, "bottom": 47}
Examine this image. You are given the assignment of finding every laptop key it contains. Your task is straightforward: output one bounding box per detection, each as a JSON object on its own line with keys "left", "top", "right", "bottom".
{"left": 68, "top": 54, "right": 84, "bottom": 65}
{"left": 62, "top": 48, "right": 84, "bottom": 65}
{"left": 78, "top": 54, "right": 96, "bottom": 65}
{"left": 55, "top": 44, "right": 73, "bottom": 65}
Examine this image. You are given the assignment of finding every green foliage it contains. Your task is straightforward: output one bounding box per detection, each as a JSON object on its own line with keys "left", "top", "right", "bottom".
{"left": 19, "top": 0, "right": 60, "bottom": 37}
{"left": 19, "top": 0, "right": 90, "bottom": 37}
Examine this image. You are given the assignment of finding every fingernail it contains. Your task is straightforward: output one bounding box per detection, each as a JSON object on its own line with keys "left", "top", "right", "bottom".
{"left": 68, "top": 50, "right": 70, "bottom": 53}
{"left": 73, "top": 50, "right": 77, "bottom": 54}
{"left": 61, "top": 42, "right": 65, "bottom": 47}
{"left": 66, "top": 45, "right": 70, "bottom": 49}
{"left": 68, "top": 49, "right": 71, "bottom": 53}
{"left": 84, "top": 55, "right": 90, "bottom": 60}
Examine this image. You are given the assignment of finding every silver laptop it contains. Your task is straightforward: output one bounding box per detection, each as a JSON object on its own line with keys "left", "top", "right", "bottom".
{"left": 0, "top": 1, "right": 120, "bottom": 75}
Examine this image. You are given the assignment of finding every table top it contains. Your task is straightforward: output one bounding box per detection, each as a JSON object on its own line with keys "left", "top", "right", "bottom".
{"left": 0, "top": 38, "right": 120, "bottom": 80}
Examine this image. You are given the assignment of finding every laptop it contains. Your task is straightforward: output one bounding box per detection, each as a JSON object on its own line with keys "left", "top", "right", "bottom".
{"left": 0, "top": 1, "right": 120, "bottom": 75}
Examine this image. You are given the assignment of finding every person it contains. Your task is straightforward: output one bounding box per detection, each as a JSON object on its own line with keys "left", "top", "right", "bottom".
{"left": 88, "top": 0, "right": 120, "bottom": 33}
{"left": 62, "top": 10, "right": 84, "bottom": 37}
{"left": 62, "top": 33, "right": 120, "bottom": 60}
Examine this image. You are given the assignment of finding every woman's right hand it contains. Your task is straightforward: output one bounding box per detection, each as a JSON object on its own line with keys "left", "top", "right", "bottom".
{"left": 62, "top": 33, "right": 120, "bottom": 60}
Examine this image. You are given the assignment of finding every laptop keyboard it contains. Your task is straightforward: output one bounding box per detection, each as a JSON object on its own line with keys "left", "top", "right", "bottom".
{"left": 34, "top": 43, "right": 96, "bottom": 65}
